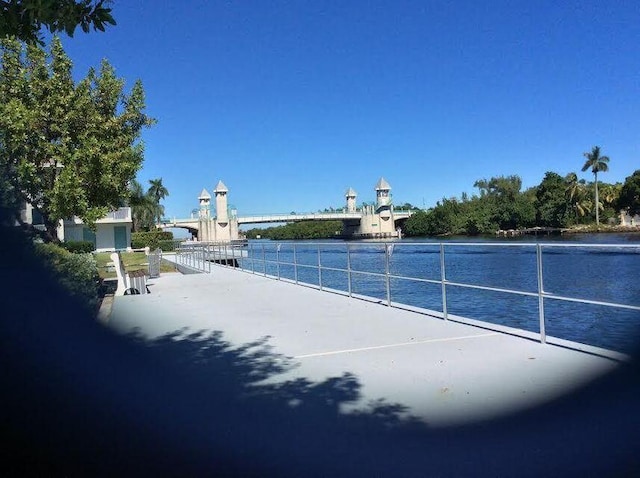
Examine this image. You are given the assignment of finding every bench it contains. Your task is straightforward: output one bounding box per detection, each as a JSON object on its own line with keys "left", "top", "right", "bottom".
{"left": 110, "top": 251, "right": 150, "bottom": 296}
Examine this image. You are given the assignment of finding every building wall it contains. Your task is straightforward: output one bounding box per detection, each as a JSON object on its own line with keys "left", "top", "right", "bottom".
{"left": 198, "top": 216, "right": 237, "bottom": 242}
{"left": 60, "top": 209, "right": 132, "bottom": 252}
{"left": 95, "top": 224, "right": 114, "bottom": 251}
{"left": 349, "top": 205, "right": 398, "bottom": 238}
{"left": 64, "top": 224, "right": 84, "bottom": 242}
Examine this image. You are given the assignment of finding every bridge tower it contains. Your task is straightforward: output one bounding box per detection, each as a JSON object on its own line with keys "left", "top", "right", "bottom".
{"left": 198, "top": 188, "right": 211, "bottom": 218}
{"left": 214, "top": 180, "right": 229, "bottom": 225}
{"left": 375, "top": 177, "right": 391, "bottom": 209}
{"left": 190, "top": 180, "right": 238, "bottom": 242}
{"left": 345, "top": 187, "right": 357, "bottom": 213}
{"left": 350, "top": 177, "right": 397, "bottom": 238}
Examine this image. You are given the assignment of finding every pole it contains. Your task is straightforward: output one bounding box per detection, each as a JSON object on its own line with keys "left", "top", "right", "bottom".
{"left": 536, "top": 243, "right": 547, "bottom": 344}
{"left": 385, "top": 243, "right": 391, "bottom": 306}
{"left": 347, "top": 243, "right": 352, "bottom": 297}
{"left": 440, "top": 243, "right": 448, "bottom": 321}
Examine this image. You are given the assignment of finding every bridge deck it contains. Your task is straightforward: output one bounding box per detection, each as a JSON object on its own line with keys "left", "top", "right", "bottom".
{"left": 109, "top": 258, "right": 621, "bottom": 427}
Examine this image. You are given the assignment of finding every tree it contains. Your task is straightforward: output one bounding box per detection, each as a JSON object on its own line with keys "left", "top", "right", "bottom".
{"left": 536, "top": 172, "right": 569, "bottom": 227}
{"left": 564, "top": 172, "right": 591, "bottom": 223}
{"left": 403, "top": 210, "right": 430, "bottom": 236}
{"left": 0, "top": 0, "right": 115, "bottom": 44}
{"left": 581, "top": 146, "right": 610, "bottom": 227}
{"left": 472, "top": 175, "right": 534, "bottom": 230}
{"left": 0, "top": 37, "right": 154, "bottom": 242}
{"left": 128, "top": 179, "right": 156, "bottom": 232}
{"left": 617, "top": 170, "right": 640, "bottom": 217}
{"left": 148, "top": 177, "right": 169, "bottom": 224}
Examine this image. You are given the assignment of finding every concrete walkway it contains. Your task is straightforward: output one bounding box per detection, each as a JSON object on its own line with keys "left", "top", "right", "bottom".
{"left": 109, "top": 266, "right": 621, "bottom": 427}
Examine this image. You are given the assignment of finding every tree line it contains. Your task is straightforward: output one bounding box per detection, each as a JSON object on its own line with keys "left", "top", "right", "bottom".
{"left": 244, "top": 221, "right": 343, "bottom": 240}
{"left": 404, "top": 148, "right": 640, "bottom": 237}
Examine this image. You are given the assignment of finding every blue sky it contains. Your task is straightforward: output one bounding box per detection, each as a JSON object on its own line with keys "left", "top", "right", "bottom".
{"left": 58, "top": 0, "right": 639, "bottom": 223}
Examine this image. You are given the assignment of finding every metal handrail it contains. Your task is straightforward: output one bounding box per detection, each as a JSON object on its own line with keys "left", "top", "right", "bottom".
{"left": 174, "top": 240, "right": 640, "bottom": 348}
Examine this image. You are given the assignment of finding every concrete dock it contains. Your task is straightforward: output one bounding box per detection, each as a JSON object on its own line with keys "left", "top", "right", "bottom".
{"left": 109, "top": 263, "right": 623, "bottom": 427}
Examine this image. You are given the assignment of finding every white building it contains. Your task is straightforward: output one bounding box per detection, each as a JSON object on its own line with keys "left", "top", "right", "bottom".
{"left": 21, "top": 202, "right": 133, "bottom": 252}
{"left": 619, "top": 210, "right": 640, "bottom": 227}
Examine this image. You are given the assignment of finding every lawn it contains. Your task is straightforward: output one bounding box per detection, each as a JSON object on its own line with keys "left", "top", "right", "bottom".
{"left": 95, "top": 251, "right": 177, "bottom": 279}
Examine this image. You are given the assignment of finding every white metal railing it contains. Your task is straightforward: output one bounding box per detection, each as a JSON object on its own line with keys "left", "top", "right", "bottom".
{"left": 174, "top": 240, "right": 640, "bottom": 350}
{"left": 175, "top": 241, "right": 248, "bottom": 274}
{"left": 101, "top": 207, "right": 132, "bottom": 221}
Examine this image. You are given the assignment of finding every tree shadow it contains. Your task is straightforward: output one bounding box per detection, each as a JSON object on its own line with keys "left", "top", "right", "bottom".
{"left": 124, "top": 328, "right": 425, "bottom": 435}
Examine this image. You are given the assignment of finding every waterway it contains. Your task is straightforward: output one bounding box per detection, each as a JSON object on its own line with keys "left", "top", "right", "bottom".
{"left": 241, "top": 233, "right": 640, "bottom": 354}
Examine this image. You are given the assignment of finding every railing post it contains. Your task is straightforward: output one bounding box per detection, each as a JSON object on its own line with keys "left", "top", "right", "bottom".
{"left": 262, "top": 243, "right": 266, "bottom": 276}
{"left": 250, "top": 243, "right": 255, "bottom": 274}
{"left": 536, "top": 243, "right": 547, "bottom": 344}
{"left": 224, "top": 243, "right": 229, "bottom": 268}
{"left": 276, "top": 243, "right": 281, "bottom": 280}
{"left": 385, "top": 243, "right": 391, "bottom": 306}
{"left": 293, "top": 243, "right": 298, "bottom": 284}
{"left": 440, "top": 243, "right": 448, "bottom": 320}
{"left": 207, "top": 244, "right": 211, "bottom": 272}
{"left": 318, "top": 244, "right": 323, "bottom": 290}
{"left": 347, "top": 243, "right": 352, "bottom": 297}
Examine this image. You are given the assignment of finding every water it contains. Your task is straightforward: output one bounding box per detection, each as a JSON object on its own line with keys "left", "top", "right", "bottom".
{"left": 239, "top": 234, "right": 640, "bottom": 354}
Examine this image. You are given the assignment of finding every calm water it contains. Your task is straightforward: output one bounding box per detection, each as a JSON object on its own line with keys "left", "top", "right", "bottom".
{"left": 240, "top": 234, "right": 640, "bottom": 354}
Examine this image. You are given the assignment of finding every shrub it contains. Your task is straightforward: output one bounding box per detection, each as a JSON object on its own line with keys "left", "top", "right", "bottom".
{"left": 35, "top": 243, "right": 100, "bottom": 312}
{"left": 158, "top": 239, "right": 178, "bottom": 252}
{"left": 131, "top": 231, "right": 173, "bottom": 250}
{"left": 61, "top": 240, "right": 95, "bottom": 253}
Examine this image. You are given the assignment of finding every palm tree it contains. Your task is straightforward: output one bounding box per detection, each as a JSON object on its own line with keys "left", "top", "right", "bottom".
{"left": 581, "top": 146, "right": 610, "bottom": 227}
{"left": 128, "top": 180, "right": 156, "bottom": 231}
{"left": 148, "top": 178, "right": 169, "bottom": 225}
{"left": 598, "top": 183, "right": 621, "bottom": 208}
{"left": 148, "top": 178, "right": 169, "bottom": 202}
{"left": 565, "top": 173, "right": 592, "bottom": 223}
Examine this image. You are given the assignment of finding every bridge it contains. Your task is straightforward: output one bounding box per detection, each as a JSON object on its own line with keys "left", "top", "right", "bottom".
{"left": 159, "top": 177, "right": 415, "bottom": 242}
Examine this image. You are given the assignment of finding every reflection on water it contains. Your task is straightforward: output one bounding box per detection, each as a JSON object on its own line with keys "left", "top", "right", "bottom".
{"left": 243, "top": 234, "right": 640, "bottom": 354}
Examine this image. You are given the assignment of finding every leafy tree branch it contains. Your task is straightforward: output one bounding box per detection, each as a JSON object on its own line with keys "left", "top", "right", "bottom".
{"left": 0, "top": 0, "right": 116, "bottom": 44}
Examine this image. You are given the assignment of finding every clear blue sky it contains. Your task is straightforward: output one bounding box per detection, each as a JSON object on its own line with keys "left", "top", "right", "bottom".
{"left": 59, "top": 0, "right": 639, "bottom": 222}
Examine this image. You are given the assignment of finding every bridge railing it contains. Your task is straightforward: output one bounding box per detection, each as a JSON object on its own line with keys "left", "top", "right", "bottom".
{"left": 174, "top": 240, "right": 640, "bottom": 356}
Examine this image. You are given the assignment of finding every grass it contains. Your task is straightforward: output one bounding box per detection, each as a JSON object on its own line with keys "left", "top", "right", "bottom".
{"left": 95, "top": 251, "right": 177, "bottom": 279}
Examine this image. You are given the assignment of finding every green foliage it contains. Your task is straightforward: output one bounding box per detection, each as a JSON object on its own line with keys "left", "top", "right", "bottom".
{"left": 472, "top": 175, "right": 535, "bottom": 230}
{"left": 131, "top": 230, "right": 174, "bottom": 250}
{"left": 403, "top": 210, "right": 430, "bottom": 236}
{"left": 396, "top": 202, "right": 421, "bottom": 211}
{"left": 34, "top": 242, "right": 99, "bottom": 311}
{"left": 425, "top": 198, "right": 466, "bottom": 235}
{"left": 581, "top": 146, "right": 610, "bottom": 176}
{"left": 535, "top": 172, "right": 570, "bottom": 227}
{"left": 618, "top": 170, "right": 640, "bottom": 217}
{"left": 158, "top": 239, "right": 177, "bottom": 252}
{"left": 146, "top": 177, "right": 169, "bottom": 225}
{"left": 0, "top": 37, "right": 154, "bottom": 241}
{"left": 245, "top": 221, "right": 342, "bottom": 240}
{"left": 0, "top": 0, "right": 116, "bottom": 44}
{"left": 128, "top": 178, "right": 169, "bottom": 232}
{"left": 61, "top": 240, "right": 94, "bottom": 253}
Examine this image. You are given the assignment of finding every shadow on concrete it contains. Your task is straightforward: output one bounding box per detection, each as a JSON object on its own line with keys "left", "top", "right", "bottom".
{"left": 125, "top": 327, "right": 425, "bottom": 430}
{"left": 2, "top": 224, "right": 640, "bottom": 477}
